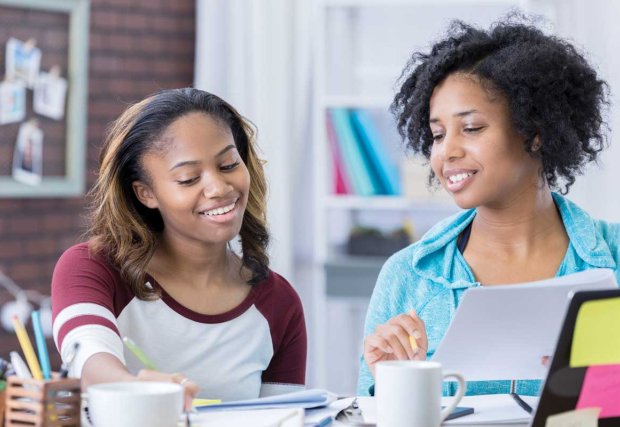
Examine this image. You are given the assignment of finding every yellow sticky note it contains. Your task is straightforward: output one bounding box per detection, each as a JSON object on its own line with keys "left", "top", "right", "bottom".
{"left": 570, "top": 297, "right": 620, "bottom": 368}
{"left": 545, "top": 408, "right": 600, "bottom": 427}
{"left": 192, "top": 398, "right": 221, "bottom": 407}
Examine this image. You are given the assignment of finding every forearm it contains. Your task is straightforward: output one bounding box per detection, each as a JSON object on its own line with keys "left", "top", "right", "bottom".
{"left": 81, "top": 352, "right": 135, "bottom": 389}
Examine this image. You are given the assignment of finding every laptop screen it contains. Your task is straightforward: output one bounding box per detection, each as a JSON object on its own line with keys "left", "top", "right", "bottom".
{"left": 531, "top": 289, "right": 620, "bottom": 426}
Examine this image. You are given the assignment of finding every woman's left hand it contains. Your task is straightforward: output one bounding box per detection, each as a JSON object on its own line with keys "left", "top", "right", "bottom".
{"left": 137, "top": 369, "right": 199, "bottom": 411}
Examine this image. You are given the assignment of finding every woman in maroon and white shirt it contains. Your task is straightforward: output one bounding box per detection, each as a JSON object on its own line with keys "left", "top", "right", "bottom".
{"left": 51, "top": 89, "right": 306, "bottom": 403}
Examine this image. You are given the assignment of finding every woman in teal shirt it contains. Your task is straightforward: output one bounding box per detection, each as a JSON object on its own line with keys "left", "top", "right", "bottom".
{"left": 358, "top": 19, "right": 620, "bottom": 396}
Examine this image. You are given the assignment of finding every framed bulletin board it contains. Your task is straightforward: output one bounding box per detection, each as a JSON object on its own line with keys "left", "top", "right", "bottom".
{"left": 0, "top": 0, "right": 89, "bottom": 197}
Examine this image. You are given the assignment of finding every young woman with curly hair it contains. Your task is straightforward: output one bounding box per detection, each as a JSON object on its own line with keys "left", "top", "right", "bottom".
{"left": 359, "top": 20, "right": 619, "bottom": 397}
{"left": 52, "top": 89, "right": 306, "bottom": 404}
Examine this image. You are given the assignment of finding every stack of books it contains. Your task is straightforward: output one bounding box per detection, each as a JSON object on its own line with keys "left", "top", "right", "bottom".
{"left": 326, "top": 108, "right": 401, "bottom": 196}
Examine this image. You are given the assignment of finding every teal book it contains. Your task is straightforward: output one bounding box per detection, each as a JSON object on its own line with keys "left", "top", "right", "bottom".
{"left": 329, "top": 109, "right": 377, "bottom": 196}
{"left": 349, "top": 109, "right": 401, "bottom": 195}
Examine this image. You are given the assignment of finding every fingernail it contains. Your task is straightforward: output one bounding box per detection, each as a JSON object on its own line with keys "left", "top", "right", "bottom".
{"left": 413, "top": 330, "right": 422, "bottom": 339}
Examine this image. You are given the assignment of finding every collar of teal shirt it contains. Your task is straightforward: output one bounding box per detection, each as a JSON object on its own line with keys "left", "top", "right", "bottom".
{"left": 409, "top": 191, "right": 617, "bottom": 293}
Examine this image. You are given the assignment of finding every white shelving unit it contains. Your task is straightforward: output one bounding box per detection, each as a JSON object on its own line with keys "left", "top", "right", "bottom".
{"left": 310, "top": 0, "right": 532, "bottom": 394}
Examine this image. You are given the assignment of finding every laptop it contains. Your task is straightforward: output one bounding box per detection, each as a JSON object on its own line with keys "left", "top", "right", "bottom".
{"left": 530, "top": 288, "right": 620, "bottom": 426}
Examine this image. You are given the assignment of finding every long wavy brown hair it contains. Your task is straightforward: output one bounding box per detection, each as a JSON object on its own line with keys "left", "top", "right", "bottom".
{"left": 87, "top": 88, "right": 270, "bottom": 300}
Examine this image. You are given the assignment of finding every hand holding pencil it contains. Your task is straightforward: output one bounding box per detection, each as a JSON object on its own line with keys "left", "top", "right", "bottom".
{"left": 123, "top": 336, "right": 199, "bottom": 411}
{"left": 363, "top": 310, "right": 428, "bottom": 377}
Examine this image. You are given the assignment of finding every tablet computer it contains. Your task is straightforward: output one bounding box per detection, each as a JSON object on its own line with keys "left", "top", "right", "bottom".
{"left": 432, "top": 269, "right": 617, "bottom": 381}
{"left": 530, "top": 288, "right": 620, "bottom": 426}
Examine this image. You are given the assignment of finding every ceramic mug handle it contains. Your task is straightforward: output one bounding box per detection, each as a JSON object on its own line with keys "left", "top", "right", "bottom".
{"left": 439, "top": 371, "right": 466, "bottom": 424}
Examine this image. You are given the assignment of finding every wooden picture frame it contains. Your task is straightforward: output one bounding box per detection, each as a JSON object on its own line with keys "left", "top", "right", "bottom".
{"left": 0, "top": 0, "right": 89, "bottom": 197}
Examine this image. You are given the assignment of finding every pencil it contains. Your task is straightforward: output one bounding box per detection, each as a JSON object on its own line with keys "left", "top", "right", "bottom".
{"left": 11, "top": 315, "right": 43, "bottom": 380}
{"left": 31, "top": 311, "right": 51, "bottom": 380}
{"left": 122, "top": 336, "right": 158, "bottom": 370}
{"left": 409, "top": 335, "right": 418, "bottom": 352}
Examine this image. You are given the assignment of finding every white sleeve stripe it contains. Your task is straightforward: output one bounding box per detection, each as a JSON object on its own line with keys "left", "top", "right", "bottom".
{"left": 61, "top": 324, "right": 126, "bottom": 378}
{"left": 53, "top": 303, "right": 118, "bottom": 343}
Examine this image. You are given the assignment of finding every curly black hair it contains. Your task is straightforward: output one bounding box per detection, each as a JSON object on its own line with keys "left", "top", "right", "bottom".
{"left": 391, "top": 18, "right": 609, "bottom": 193}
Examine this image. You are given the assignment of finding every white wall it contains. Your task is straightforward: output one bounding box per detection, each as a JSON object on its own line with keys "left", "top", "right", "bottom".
{"left": 547, "top": 0, "right": 620, "bottom": 222}
{"left": 195, "top": 0, "right": 620, "bottom": 393}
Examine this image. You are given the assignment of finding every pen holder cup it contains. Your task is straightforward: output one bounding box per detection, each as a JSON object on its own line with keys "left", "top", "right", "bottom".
{"left": 4, "top": 375, "right": 81, "bottom": 427}
{"left": 0, "top": 389, "right": 5, "bottom": 426}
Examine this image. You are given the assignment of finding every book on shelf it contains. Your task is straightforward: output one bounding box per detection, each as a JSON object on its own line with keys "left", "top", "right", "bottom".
{"left": 349, "top": 109, "right": 401, "bottom": 195}
{"left": 326, "top": 112, "right": 351, "bottom": 194}
{"left": 329, "top": 108, "right": 378, "bottom": 196}
{"left": 327, "top": 108, "right": 402, "bottom": 197}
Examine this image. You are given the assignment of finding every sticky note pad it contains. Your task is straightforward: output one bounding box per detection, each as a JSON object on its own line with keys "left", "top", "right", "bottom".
{"left": 576, "top": 364, "right": 620, "bottom": 419}
{"left": 570, "top": 297, "right": 620, "bottom": 368}
{"left": 545, "top": 408, "right": 600, "bottom": 427}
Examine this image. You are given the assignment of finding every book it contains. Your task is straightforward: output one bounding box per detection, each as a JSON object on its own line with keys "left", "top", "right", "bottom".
{"left": 329, "top": 109, "right": 377, "bottom": 196}
{"left": 325, "top": 112, "right": 351, "bottom": 194}
{"left": 349, "top": 109, "right": 401, "bottom": 195}
{"left": 195, "top": 388, "right": 337, "bottom": 412}
{"left": 191, "top": 408, "right": 304, "bottom": 427}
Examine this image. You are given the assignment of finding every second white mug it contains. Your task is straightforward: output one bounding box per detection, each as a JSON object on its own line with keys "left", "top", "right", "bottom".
{"left": 376, "top": 360, "right": 466, "bottom": 427}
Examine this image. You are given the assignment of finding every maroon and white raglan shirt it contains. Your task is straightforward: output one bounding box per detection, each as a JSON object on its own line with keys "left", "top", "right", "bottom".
{"left": 51, "top": 243, "right": 307, "bottom": 401}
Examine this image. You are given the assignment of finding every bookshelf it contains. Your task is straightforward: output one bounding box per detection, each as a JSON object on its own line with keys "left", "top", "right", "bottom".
{"left": 310, "top": 0, "right": 535, "bottom": 394}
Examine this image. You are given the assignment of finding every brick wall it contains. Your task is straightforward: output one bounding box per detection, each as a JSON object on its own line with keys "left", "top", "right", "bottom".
{"left": 0, "top": 0, "right": 195, "bottom": 366}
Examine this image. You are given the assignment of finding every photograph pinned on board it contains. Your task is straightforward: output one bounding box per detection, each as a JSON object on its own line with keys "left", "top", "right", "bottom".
{"left": 12, "top": 120, "right": 44, "bottom": 186}
{"left": 0, "top": 79, "right": 26, "bottom": 125}
{"left": 33, "top": 68, "right": 68, "bottom": 120}
{"left": 5, "top": 37, "right": 42, "bottom": 88}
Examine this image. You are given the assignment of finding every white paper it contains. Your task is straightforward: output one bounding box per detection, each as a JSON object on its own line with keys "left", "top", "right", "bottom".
{"left": 346, "top": 395, "right": 536, "bottom": 425}
{"left": 442, "top": 395, "right": 537, "bottom": 425}
{"left": 544, "top": 408, "right": 599, "bottom": 427}
{"left": 195, "top": 389, "right": 337, "bottom": 412}
{"left": 12, "top": 121, "right": 44, "bottom": 186}
{"left": 190, "top": 408, "right": 304, "bottom": 427}
{"left": 431, "top": 268, "right": 618, "bottom": 381}
{"left": 33, "top": 71, "right": 68, "bottom": 120}
{"left": 6, "top": 38, "right": 41, "bottom": 88}
{"left": 0, "top": 80, "right": 26, "bottom": 124}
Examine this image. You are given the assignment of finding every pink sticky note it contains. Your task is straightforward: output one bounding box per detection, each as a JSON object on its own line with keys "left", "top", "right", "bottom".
{"left": 576, "top": 364, "right": 620, "bottom": 419}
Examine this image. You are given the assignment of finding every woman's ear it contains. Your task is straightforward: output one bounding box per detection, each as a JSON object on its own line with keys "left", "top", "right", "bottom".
{"left": 531, "top": 135, "right": 542, "bottom": 152}
{"left": 132, "top": 181, "right": 158, "bottom": 209}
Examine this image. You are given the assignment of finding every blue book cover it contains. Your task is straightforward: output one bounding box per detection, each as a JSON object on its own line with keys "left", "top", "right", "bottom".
{"left": 349, "top": 109, "right": 401, "bottom": 195}
{"left": 329, "top": 109, "right": 377, "bottom": 196}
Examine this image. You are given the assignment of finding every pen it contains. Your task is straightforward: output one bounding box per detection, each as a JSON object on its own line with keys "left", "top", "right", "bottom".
{"left": 122, "top": 336, "right": 158, "bottom": 370}
{"left": 510, "top": 392, "right": 533, "bottom": 414}
{"left": 60, "top": 342, "right": 80, "bottom": 378}
{"left": 11, "top": 315, "right": 43, "bottom": 380}
{"left": 31, "top": 311, "right": 51, "bottom": 380}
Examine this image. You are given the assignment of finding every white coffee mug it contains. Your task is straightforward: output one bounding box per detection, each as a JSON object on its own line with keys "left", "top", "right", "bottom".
{"left": 376, "top": 360, "right": 466, "bottom": 427}
{"left": 87, "top": 381, "right": 183, "bottom": 427}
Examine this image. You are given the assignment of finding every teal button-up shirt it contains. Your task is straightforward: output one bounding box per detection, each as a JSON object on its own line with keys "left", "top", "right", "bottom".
{"left": 358, "top": 193, "right": 620, "bottom": 396}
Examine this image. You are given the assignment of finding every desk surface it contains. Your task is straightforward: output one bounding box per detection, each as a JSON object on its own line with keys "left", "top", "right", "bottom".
{"left": 308, "top": 395, "right": 534, "bottom": 427}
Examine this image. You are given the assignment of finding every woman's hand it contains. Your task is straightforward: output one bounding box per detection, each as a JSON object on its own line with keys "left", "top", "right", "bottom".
{"left": 363, "top": 310, "right": 429, "bottom": 378}
{"left": 137, "top": 369, "right": 199, "bottom": 411}
{"left": 82, "top": 353, "right": 199, "bottom": 411}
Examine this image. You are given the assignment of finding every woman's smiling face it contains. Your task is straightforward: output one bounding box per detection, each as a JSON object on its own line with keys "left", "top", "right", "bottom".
{"left": 429, "top": 73, "right": 543, "bottom": 210}
{"left": 133, "top": 111, "right": 250, "bottom": 246}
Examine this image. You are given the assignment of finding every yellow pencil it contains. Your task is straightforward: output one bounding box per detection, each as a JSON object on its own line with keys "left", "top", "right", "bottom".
{"left": 409, "top": 335, "right": 418, "bottom": 352}
{"left": 12, "top": 315, "right": 43, "bottom": 380}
